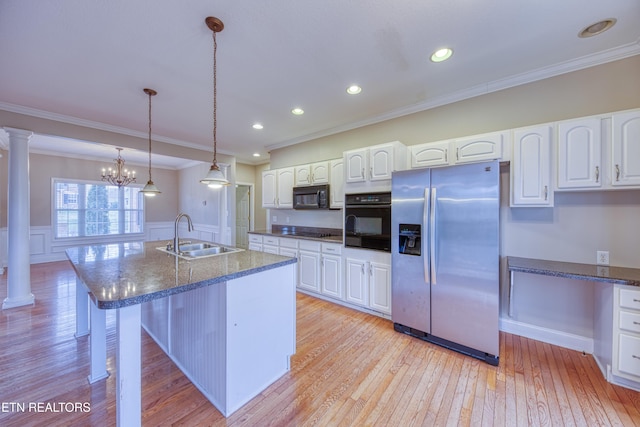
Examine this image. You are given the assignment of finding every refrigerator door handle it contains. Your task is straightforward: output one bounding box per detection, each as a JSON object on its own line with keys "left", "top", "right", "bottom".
{"left": 424, "top": 187, "right": 430, "bottom": 284}
{"left": 430, "top": 187, "right": 437, "bottom": 285}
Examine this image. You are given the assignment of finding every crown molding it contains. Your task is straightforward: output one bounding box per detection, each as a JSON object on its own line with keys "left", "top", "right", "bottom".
{"left": 266, "top": 42, "right": 640, "bottom": 151}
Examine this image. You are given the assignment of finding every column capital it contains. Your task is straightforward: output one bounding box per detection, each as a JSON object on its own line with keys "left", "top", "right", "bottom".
{"left": 2, "top": 127, "right": 33, "bottom": 143}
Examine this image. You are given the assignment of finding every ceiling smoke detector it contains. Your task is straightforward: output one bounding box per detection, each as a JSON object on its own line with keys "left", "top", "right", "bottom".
{"left": 578, "top": 18, "right": 617, "bottom": 38}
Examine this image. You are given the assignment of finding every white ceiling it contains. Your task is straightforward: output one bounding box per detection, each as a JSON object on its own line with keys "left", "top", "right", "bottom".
{"left": 1, "top": 1, "right": 639, "bottom": 166}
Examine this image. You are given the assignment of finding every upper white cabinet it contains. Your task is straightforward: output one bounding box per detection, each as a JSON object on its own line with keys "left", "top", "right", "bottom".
{"left": 557, "top": 117, "right": 602, "bottom": 190}
{"left": 410, "top": 131, "right": 508, "bottom": 170}
{"left": 611, "top": 110, "right": 640, "bottom": 188}
{"left": 511, "top": 124, "right": 553, "bottom": 207}
{"left": 452, "top": 131, "right": 506, "bottom": 164}
{"left": 329, "top": 159, "right": 344, "bottom": 209}
{"left": 261, "top": 170, "right": 277, "bottom": 209}
{"left": 345, "top": 141, "right": 406, "bottom": 183}
{"left": 261, "top": 167, "right": 294, "bottom": 209}
{"left": 294, "top": 161, "right": 329, "bottom": 186}
{"left": 410, "top": 140, "right": 450, "bottom": 168}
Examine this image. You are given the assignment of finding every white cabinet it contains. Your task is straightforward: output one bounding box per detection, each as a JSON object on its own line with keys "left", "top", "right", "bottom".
{"left": 345, "top": 258, "right": 368, "bottom": 306}
{"left": 410, "top": 140, "right": 450, "bottom": 168}
{"left": 344, "top": 141, "right": 406, "bottom": 184}
{"left": 262, "top": 236, "right": 279, "bottom": 255}
{"left": 613, "top": 286, "right": 640, "bottom": 383}
{"left": 611, "top": 110, "right": 640, "bottom": 188}
{"left": 298, "top": 240, "right": 321, "bottom": 293}
{"left": 410, "top": 131, "right": 507, "bottom": 170}
{"left": 248, "top": 234, "right": 263, "bottom": 251}
{"left": 262, "top": 167, "right": 294, "bottom": 209}
{"left": 261, "top": 170, "right": 277, "bottom": 209}
{"left": 329, "top": 159, "right": 344, "bottom": 209}
{"left": 511, "top": 124, "right": 553, "bottom": 207}
{"left": 344, "top": 250, "right": 391, "bottom": 315}
{"left": 368, "top": 261, "right": 391, "bottom": 314}
{"left": 452, "top": 131, "right": 506, "bottom": 164}
{"left": 557, "top": 117, "right": 602, "bottom": 189}
{"left": 320, "top": 243, "right": 342, "bottom": 300}
{"left": 294, "top": 161, "right": 329, "bottom": 186}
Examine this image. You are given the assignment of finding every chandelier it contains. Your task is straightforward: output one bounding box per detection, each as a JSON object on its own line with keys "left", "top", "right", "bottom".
{"left": 140, "top": 87, "right": 161, "bottom": 196}
{"left": 200, "top": 16, "right": 230, "bottom": 189}
{"left": 102, "top": 148, "right": 135, "bottom": 187}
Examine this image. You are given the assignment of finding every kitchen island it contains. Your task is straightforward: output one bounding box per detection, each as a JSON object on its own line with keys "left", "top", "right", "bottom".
{"left": 66, "top": 241, "right": 297, "bottom": 426}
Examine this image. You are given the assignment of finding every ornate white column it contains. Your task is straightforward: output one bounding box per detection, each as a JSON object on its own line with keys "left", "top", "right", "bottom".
{"left": 2, "top": 127, "right": 34, "bottom": 309}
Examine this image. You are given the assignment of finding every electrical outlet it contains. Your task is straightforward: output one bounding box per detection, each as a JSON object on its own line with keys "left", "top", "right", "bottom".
{"left": 597, "top": 250, "right": 609, "bottom": 266}
{"left": 286, "top": 216, "right": 290, "bottom": 224}
{"left": 272, "top": 215, "right": 277, "bottom": 223}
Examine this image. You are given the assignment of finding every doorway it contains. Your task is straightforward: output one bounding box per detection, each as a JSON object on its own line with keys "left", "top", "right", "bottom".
{"left": 235, "top": 184, "right": 253, "bottom": 249}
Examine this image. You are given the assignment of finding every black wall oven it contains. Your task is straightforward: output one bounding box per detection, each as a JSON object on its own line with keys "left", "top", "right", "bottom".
{"left": 344, "top": 192, "right": 391, "bottom": 252}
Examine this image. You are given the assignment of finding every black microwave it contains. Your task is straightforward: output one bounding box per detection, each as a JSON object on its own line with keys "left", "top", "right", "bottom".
{"left": 293, "top": 184, "right": 330, "bottom": 209}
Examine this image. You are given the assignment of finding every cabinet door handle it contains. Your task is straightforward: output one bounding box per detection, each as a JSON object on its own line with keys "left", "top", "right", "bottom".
{"left": 633, "top": 321, "right": 640, "bottom": 325}
{"left": 632, "top": 355, "right": 640, "bottom": 360}
{"left": 544, "top": 185, "right": 548, "bottom": 201}
{"left": 456, "top": 148, "right": 460, "bottom": 161}
{"left": 633, "top": 299, "right": 640, "bottom": 303}
{"left": 444, "top": 149, "right": 448, "bottom": 163}
{"left": 361, "top": 265, "right": 365, "bottom": 275}
{"left": 361, "top": 168, "right": 365, "bottom": 179}
{"left": 370, "top": 167, "right": 373, "bottom": 179}
{"left": 595, "top": 166, "right": 599, "bottom": 183}
{"left": 616, "top": 164, "right": 621, "bottom": 181}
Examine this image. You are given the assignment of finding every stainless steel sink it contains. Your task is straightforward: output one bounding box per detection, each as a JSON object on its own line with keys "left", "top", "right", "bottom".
{"left": 157, "top": 242, "right": 244, "bottom": 259}
{"left": 178, "top": 242, "right": 217, "bottom": 252}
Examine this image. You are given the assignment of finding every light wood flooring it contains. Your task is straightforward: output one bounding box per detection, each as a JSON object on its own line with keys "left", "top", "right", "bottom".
{"left": 1, "top": 261, "right": 639, "bottom": 426}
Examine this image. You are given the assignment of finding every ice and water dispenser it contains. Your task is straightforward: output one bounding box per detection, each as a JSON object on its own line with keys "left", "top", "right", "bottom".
{"left": 398, "top": 224, "right": 421, "bottom": 256}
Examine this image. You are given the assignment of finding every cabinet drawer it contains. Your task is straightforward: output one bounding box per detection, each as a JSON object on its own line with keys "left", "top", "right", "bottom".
{"left": 322, "top": 243, "right": 342, "bottom": 255}
{"left": 248, "top": 234, "right": 263, "bottom": 243}
{"left": 619, "top": 288, "right": 640, "bottom": 311}
{"left": 619, "top": 310, "right": 640, "bottom": 334}
{"left": 299, "top": 240, "right": 321, "bottom": 252}
{"left": 279, "top": 237, "right": 299, "bottom": 249}
{"left": 263, "top": 236, "right": 279, "bottom": 246}
{"left": 618, "top": 333, "right": 640, "bottom": 378}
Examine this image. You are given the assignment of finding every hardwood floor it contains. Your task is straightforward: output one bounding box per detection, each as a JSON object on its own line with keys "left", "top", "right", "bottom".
{"left": 1, "top": 261, "right": 639, "bottom": 426}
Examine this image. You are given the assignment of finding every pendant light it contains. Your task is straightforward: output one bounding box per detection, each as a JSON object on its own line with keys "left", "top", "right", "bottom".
{"left": 140, "top": 88, "right": 161, "bottom": 196}
{"left": 102, "top": 148, "right": 135, "bottom": 187}
{"left": 200, "top": 16, "right": 230, "bottom": 189}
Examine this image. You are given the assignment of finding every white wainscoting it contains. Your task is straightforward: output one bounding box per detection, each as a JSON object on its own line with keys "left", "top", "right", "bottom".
{"left": 0, "top": 222, "right": 232, "bottom": 267}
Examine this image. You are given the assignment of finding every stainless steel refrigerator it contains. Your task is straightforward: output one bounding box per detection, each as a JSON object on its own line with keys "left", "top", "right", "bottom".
{"left": 391, "top": 160, "right": 500, "bottom": 365}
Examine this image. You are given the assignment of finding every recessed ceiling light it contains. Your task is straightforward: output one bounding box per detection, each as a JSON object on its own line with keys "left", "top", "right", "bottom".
{"left": 578, "top": 18, "right": 616, "bottom": 38}
{"left": 253, "top": 153, "right": 261, "bottom": 157}
{"left": 346, "top": 85, "right": 362, "bottom": 95}
{"left": 430, "top": 48, "right": 453, "bottom": 63}
{"left": 252, "top": 123, "right": 263, "bottom": 130}
{"left": 291, "top": 107, "right": 304, "bottom": 115}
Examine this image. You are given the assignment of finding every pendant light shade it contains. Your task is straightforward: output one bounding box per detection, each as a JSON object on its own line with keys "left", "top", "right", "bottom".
{"left": 200, "top": 16, "right": 230, "bottom": 188}
{"left": 140, "top": 88, "right": 161, "bottom": 197}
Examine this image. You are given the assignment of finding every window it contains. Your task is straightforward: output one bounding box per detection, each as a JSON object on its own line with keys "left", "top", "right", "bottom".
{"left": 53, "top": 179, "right": 144, "bottom": 239}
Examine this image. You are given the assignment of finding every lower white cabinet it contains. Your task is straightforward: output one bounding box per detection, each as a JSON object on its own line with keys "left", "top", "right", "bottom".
{"left": 248, "top": 234, "right": 263, "bottom": 251}
{"left": 345, "top": 250, "right": 391, "bottom": 315}
{"left": 298, "top": 242, "right": 321, "bottom": 293}
{"left": 613, "top": 286, "right": 640, "bottom": 382}
{"left": 247, "top": 234, "right": 391, "bottom": 318}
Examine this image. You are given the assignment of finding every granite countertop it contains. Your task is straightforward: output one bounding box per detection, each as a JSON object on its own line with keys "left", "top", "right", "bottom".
{"left": 250, "top": 225, "right": 343, "bottom": 243}
{"left": 66, "top": 241, "right": 297, "bottom": 309}
{"left": 507, "top": 256, "right": 640, "bottom": 286}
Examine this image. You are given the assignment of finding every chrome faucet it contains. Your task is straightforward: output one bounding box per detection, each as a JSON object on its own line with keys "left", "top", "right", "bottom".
{"left": 173, "top": 213, "right": 194, "bottom": 253}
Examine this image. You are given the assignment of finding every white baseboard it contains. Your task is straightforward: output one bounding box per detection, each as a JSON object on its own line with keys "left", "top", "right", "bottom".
{"left": 500, "top": 317, "right": 594, "bottom": 353}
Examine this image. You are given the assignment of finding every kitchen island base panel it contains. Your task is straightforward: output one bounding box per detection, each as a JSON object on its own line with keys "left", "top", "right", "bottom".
{"left": 141, "top": 263, "right": 296, "bottom": 417}
{"left": 116, "top": 304, "right": 141, "bottom": 427}
{"left": 88, "top": 297, "right": 108, "bottom": 384}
